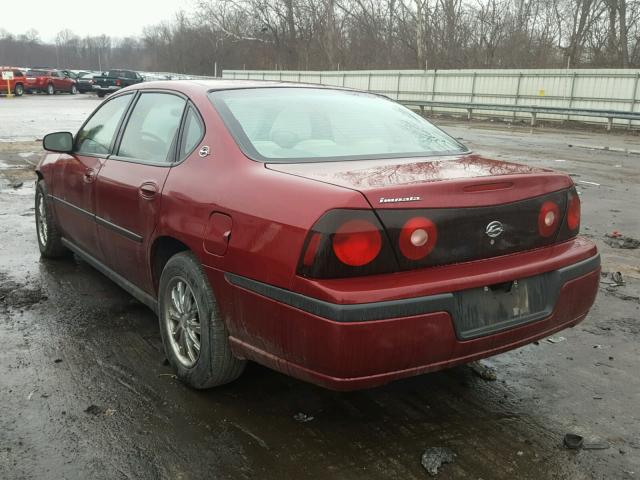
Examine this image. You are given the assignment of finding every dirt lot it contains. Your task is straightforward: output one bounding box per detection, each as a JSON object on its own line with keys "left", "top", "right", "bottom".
{"left": 0, "top": 95, "right": 639, "bottom": 480}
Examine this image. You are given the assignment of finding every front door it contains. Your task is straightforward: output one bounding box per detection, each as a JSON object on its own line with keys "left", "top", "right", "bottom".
{"left": 51, "top": 93, "right": 134, "bottom": 258}
{"left": 95, "top": 91, "right": 187, "bottom": 293}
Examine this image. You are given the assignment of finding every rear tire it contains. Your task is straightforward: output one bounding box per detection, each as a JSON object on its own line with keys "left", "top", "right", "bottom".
{"left": 35, "top": 181, "right": 67, "bottom": 258}
{"left": 158, "top": 252, "right": 245, "bottom": 389}
{"left": 70, "top": 84, "right": 77, "bottom": 95}
{"left": 97, "top": 91, "right": 105, "bottom": 98}
{"left": 46, "top": 83, "right": 54, "bottom": 95}
{"left": 14, "top": 83, "right": 24, "bottom": 96}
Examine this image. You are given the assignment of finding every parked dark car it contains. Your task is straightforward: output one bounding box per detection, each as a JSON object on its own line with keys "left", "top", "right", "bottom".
{"left": 25, "top": 69, "right": 77, "bottom": 94}
{"left": 92, "top": 69, "right": 143, "bottom": 97}
{"left": 35, "top": 81, "right": 600, "bottom": 391}
{"left": 75, "top": 72, "right": 99, "bottom": 93}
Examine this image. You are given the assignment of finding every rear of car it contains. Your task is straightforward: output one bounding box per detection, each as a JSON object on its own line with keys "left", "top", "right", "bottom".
{"left": 76, "top": 72, "right": 98, "bottom": 93}
{"left": 93, "top": 70, "right": 143, "bottom": 97}
{"left": 209, "top": 87, "right": 599, "bottom": 390}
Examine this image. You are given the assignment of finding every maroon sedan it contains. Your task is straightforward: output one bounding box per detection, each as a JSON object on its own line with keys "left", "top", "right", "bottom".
{"left": 36, "top": 81, "right": 599, "bottom": 391}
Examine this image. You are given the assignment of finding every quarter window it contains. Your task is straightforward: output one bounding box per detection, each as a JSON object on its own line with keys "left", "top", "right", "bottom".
{"left": 75, "top": 94, "right": 133, "bottom": 155}
{"left": 179, "top": 107, "right": 205, "bottom": 159}
{"left": 118, "top": 93, "right": 186, "bottom": 164}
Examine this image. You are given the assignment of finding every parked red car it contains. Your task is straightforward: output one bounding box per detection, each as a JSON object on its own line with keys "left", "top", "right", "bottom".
{"left": 0, "top": 67, "right": 26, "bottom": 96}
{"left": 35, "top": 81, "right": 599, "bottom": 391}
{"left": 26, "top": 69, "right": 77, "bottom": 95}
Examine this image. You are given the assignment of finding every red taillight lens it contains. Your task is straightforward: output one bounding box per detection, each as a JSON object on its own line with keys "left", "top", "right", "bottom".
{"left": 332, "top": 219, "right": 382, "bottom": 266}
{"left": 116, "top": 79, "right": 121, "bottom": 86}
{"left": 398, "top": 217, "right": 437, "bottom": 260}
{"left": 567, "top": 192, "right": 581, "bottom": 231}
{"left": 538, "top": 201, "right": 560, "bottom": 237}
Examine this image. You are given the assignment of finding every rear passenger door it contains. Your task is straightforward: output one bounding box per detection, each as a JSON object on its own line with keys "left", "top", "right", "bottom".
{"left": 95, "top": 91, "right": 187, "bottom": 294}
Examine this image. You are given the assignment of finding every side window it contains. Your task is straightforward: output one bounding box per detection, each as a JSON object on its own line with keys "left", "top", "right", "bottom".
{"left": 117, "top": 92, "right": 186, "bottom": 164}
{"left": 75, "top": 94, "right": 133, "bottom": 155}
{"left": 179, "top": 107, "right": 205, "bottom": 160}
{"left": 13, "top": 70, "right": 23, "bottom": 77}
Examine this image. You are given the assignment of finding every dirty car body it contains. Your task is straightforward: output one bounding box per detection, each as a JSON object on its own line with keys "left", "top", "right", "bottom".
{"left": 36, "top": 81, "right": 600, "bottom": 391}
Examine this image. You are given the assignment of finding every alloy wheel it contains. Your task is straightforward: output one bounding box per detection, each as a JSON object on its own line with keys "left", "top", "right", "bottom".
{"left": 164, "top": 277, "right": 202, "bottom": 368}
{"left": 36, "top": 192, "right": 48, "bottom": 246}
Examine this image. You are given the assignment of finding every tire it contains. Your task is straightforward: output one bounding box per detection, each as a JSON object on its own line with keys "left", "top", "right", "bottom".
{"left": 70, "top": 84, "right": 77, "bottom": 95}
{"left": 35, "top": 180, "right": 67, "bottom": 258}
{"left": 158, "top": 251, "right": 245, "bottom": 389}
{"left": 46, "top": 83, "right": 54, "bottom": 95}
{"left": 14, "top": 83, "right": 24, "bottom": 96}
{"left": 97, "top": 91, "right": 105, "bottom": 98}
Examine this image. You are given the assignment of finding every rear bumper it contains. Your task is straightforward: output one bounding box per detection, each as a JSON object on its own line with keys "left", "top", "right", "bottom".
{"left": 222, "top": 240, "right": 600, "bottom": 390}
{"left": 92, "top": 85, "right": 121, "bottom": 93}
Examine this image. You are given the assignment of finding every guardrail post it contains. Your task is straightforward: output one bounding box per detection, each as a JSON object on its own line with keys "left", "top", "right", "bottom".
{"left": 367, "top": 72, "right": 372, "bottom": 91}
{"left": 470, "top": 71, "right": 477, "bottom": 105}
{"left": 513, "top": 72, "right": 522, "bottom": 122}
{"left": 629, "top": 72, "right": 639, "bottom": 128}
{"left": 431, "top": 70, "right": 438, "bottom": 114}
{"left": 467, "top": 108, "right": 472, "bottom": 120}
{"left": 342, "top": 73, "right": 346, "bottom": 87}
{"left": 607, "top": 117, "right": 613, "bottom": 131}
{"left": 396, "top": 73, "right": 402, "bottom": 100}
{"left": 567, "top": 72, "right": 576, "bottom": 121}
{"left": 319, "top": 72, "right": 323, "bottom": 84}
{"left": 530, "top": 111, "right": 537, "bottom": 127}
{"left": 298, "top": 72, "right": 301, "bottom": 83}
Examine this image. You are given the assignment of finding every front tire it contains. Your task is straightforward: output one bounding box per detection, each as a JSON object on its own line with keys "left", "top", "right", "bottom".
{"left": 46, "top": 83, "right": 54, "bottom": 95}
{"left": 35, "top": 181, "right": 67, "bottom": 258}
{"left": 158, "top": 252, "right": 245, "bottom": 389}
{"left": 14, "top": 83, "right": 24, "bottom": 96}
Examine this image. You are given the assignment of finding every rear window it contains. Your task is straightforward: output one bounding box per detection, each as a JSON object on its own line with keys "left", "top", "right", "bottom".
{"left": 208, "top": 88, "right": 467, "bottom": 163}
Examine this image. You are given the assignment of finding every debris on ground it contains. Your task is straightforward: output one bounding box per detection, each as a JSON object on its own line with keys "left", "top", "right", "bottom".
{"left": 421, "top": 447, "right": 456, "bottom": 476}
{"left": 84, "top": 405, "right": 115, "bottom": 416}
{"left": 468, "top": 360, "right": 497, "bottom": 381}
{"left": 563, "top": 433, "right": 610, "bottom": 451}
{"left": 547, "top": 336, "right": 566, "bottom": 344}
{"left": 293, "top": 412, "right": 314, "bottom": 423}
{"left": 603, "top": 232, "right": 640, "bottom": 249}
{"left": 11, "top": 181, "right": 23, "bottom": 189}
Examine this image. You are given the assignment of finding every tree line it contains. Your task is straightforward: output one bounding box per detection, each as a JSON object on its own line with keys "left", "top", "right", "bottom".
{"left": 1, "top": 0, "right": 640, "bottom": 74}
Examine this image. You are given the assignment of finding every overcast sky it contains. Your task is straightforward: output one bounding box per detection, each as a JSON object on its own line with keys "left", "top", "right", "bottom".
{"left": 2, "top": 0, "right": 188, "bottom": 42}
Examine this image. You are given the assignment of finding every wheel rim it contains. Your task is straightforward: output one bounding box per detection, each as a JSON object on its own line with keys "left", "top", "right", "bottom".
{"left": 47, "top": 85, "right": 53, "bottom": 94}
{"left": 16, "top": 85, "right": 23, "bottom": 95}
{"left": 164, "top": 277, "right": 201, "bottom": 368}
{"left": 71, "top": 86, "right": 76, "bottom": 94}
{"left": 36, "top": 192, "right": 48, "bottom": 245}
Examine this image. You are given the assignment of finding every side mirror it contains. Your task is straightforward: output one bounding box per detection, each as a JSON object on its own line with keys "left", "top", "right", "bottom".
{"left": 43, "top": 132, "right": 74, "bottom": 153}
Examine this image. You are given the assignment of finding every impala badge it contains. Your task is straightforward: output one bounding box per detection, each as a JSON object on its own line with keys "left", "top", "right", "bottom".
{"left": 379, "top": 196, "right": 421, "bottom": 204}
{"left": 485, "top": 220, "right": 504, "bottom": 238}
{"left": 199, "top": 145, "right": 210, "bottom": 157}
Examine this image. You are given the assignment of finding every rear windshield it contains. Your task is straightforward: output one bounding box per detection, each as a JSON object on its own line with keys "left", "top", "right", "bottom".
{"left": 208, "top": 88, "right": 467, "bottom": 163}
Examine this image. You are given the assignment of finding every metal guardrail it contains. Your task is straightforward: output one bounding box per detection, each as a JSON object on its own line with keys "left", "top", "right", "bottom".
{"left": 403, "top": 100, "right": 640, "bottom": 130}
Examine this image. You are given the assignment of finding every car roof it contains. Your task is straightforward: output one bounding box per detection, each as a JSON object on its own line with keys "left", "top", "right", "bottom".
{"left": 130, "top": 79, "right": 351, "bottom": 95}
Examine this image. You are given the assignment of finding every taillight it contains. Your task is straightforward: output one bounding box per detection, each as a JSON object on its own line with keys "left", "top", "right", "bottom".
{"left": 538, "top": 201, "right": 560, "bottom": 237}
{"left": 297, "top": 209, "right": 397, "bottom": 279}
{"left": 398, "top": 217, "right": 437, "bottom": 260}
{"left": 116, "top": 79, "right": 121, "bottom": 86}
{"left": 567, "top": 191, "right": 581, "bottom": 231}
{"left": 332, "top": 219, "right": 382, "bottom": 266}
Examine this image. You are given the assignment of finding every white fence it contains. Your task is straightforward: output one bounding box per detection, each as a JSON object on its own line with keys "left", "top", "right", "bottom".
{"left": 222, "top": 69, "right": 640, "bottom": 128}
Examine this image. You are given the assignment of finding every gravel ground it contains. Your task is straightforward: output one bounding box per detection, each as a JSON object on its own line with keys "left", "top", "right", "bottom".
{"left": 0, "top": 95, "right": 638, "bottom": 480}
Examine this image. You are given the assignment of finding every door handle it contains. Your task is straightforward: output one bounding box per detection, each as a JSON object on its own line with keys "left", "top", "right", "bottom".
{"left": 83, "top": 168, "right": 97, "bottom": 183}
{"left": 139, "top": 182, "right": 158, "bottom": 199}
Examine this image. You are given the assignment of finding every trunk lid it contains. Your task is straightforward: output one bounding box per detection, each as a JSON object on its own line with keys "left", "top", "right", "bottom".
{"left": 266, "top": 154, "right": 572, "bottom": 209}
{"left": 269, "top": 154, "right": 577, "bottom": 272}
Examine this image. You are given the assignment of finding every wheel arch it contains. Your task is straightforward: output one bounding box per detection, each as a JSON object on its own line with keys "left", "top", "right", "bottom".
{"left": 149, "top": 236, "right": 191, "bottom": 293}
